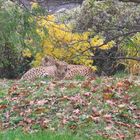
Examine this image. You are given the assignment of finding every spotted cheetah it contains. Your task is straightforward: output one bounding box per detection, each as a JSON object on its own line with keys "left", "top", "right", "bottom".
{"left": 41, "top": 56, "right": 96, "bottom": 79}
{"left": 21, "top": 62, "right": 68, "bottom": 81}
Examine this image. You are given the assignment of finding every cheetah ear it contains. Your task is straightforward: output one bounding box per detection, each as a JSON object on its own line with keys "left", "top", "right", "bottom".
{"left": 44, "top": 56, "right": 55, "bottom": 62}
{"left": 43, "top": 56, "right": 49, "bottom": 62}
{"left": 55, "top": 62, "right": 60, "bottom": 68}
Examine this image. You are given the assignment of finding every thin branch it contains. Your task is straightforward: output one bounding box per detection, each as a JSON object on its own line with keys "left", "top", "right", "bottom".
{"left": 115, "top": 56, "right": 140, "bottom": 61}
{"left": 92, "top": 56, "right": 140, "bottom": 61}
{"left": 119, "top": 0, "right": 140, "bottom": 3}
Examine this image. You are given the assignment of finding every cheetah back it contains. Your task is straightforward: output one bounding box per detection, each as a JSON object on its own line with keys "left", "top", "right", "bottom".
{"left": 20, "top": 66, "right": 54, "bottom": 81}
{"left": 21, "top": 64, "right": 68, "bottom": 81}
{"left": 64, "top": 66, "right": 94, "bottom": 79}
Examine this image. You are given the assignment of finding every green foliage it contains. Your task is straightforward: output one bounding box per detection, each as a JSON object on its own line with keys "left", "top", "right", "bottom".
{"left": 121, "top": 33, "right": 140, "bottom": 74}
{"left": 75, "top": 0, "right": 140, "bottom": 36}
{"left": 0, "top": 0, "right": 48, "bottom": 78}
{"left": 73, "top": 0, "right": 140, "bottom": 75}
{"left": 74, "top": 75, "right": 86, "bottom": 81}
{"left": 0, "top": 130, "right": 86, "bottom": 140}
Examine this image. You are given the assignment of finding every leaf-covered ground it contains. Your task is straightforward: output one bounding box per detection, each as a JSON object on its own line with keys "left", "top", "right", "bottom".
{"left": 0, "top": 75, "right": 140, "bottom": 140}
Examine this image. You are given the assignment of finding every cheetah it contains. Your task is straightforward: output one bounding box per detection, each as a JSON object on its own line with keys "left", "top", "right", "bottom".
{"left": 41, "top": 56, "right": 96, "bottom": 79}
{"left": 41, "top": 56, "right": 67, "bottom": 66}
{"left": 21, "top": 62, "right": 68, "bottom": 81}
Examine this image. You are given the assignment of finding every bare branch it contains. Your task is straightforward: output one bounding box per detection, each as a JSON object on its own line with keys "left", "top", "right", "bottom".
{"left": 116, "top": 57, "right": 140, "bottom": 61}
{"left": 119, "top": 0, "right": 140, "bottom": 3}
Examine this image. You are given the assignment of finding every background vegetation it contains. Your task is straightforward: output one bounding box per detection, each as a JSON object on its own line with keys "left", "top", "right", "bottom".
{"left": 0, "top": 0, "right": 139, "bottom": 77}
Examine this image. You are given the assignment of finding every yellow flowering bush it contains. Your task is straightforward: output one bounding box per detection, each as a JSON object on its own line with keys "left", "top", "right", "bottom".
{"left": 25, "top": 14, "right": 115, "bottom": 70}
{"left": 22, "top": 48, "right": 32, "bottom": 58}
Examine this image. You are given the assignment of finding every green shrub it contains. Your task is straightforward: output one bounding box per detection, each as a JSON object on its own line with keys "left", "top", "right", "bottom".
{"left": 0, "top": 0, "right": 47, "bottom": 78}
{"left": 74, "top": 0, "right": 140, "bottom": 75}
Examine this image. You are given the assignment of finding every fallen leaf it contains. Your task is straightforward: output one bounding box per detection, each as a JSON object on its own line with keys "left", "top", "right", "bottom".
{"left": 0, "top": 105, "right": 7, "bottom": 110}
{"left": 103, "top": 92, "right": 114, "bottom": 100}
{"left": 73, "top": 109, "right": 80, "bottom": 115}
{"left": 83, "top": 92, "right": 91, "bottom": 97}
{"left": 66, "top": 83, "right": 76, "bottom": 89}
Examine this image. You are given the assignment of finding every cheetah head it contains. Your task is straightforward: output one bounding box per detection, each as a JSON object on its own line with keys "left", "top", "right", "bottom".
{"left": 55, "top": 62, "right": 69, "bottom": 80}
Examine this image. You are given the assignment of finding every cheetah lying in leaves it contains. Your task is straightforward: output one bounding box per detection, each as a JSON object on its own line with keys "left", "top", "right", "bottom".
{"left": 41, "top": 56, "right": 96, "bottom": 79}
{"left": 21, "top": 62, "right": 68, "bottom": 81}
